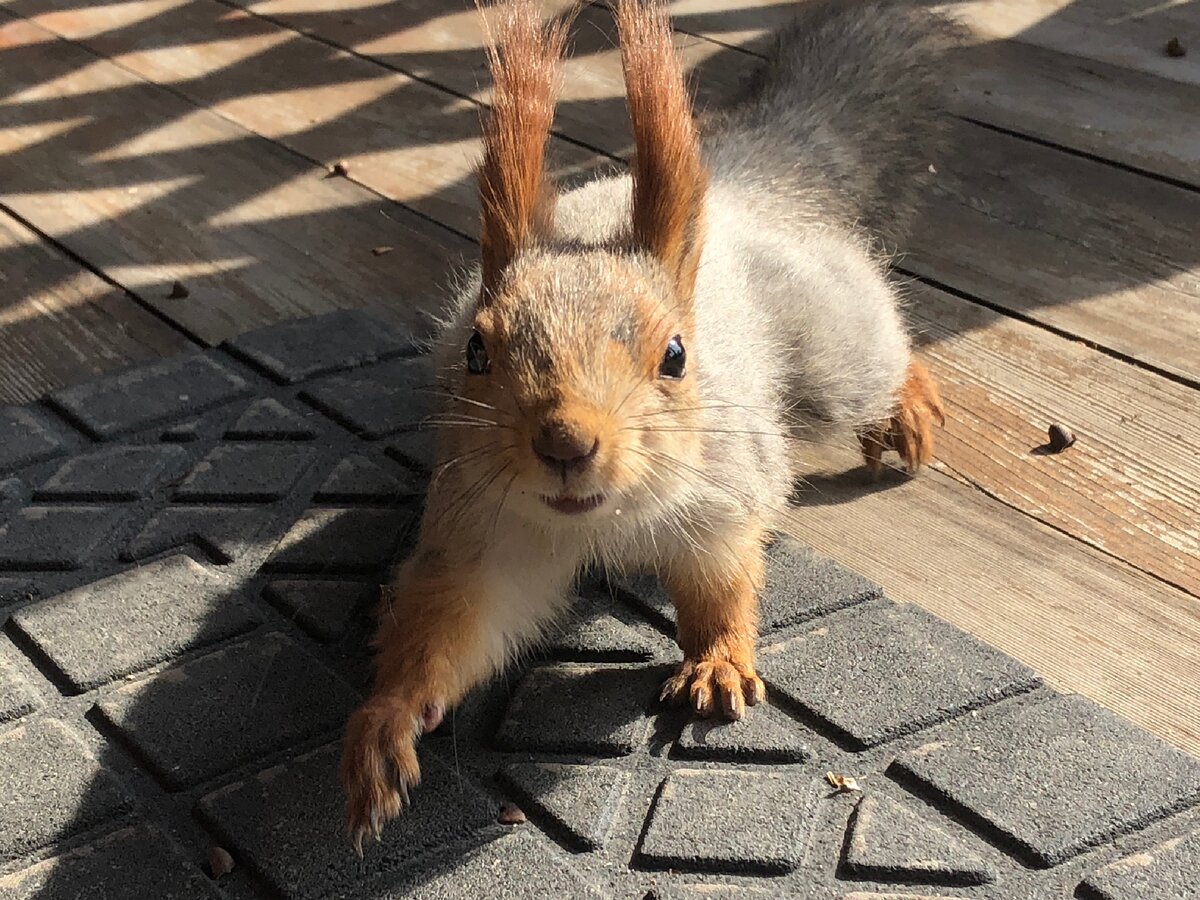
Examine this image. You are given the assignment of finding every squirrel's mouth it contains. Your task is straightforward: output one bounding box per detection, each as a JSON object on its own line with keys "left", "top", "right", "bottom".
{"left": 542, "top": 493, "right": 605, "bottom": 515}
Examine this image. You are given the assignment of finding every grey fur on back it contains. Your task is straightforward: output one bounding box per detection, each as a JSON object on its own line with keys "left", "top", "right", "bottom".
{"left": 704, "top": 0, "right": 963, "bottom": 249}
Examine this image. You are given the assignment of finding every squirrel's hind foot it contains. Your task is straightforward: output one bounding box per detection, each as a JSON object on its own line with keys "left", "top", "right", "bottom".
{"left": 858, "top": 360, "right": 946, "bottom": 476}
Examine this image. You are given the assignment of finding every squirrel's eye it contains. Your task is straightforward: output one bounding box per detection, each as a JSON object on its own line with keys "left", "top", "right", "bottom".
{"left": 659, "top": 334, "right": 686, "bottom": 379}
{"left": 466, "top": 330, "right": 490, "bottom": 375}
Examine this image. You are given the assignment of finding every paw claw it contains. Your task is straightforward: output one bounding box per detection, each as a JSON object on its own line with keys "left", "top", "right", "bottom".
{"left": 662, "top": 657, "right": 763, "bottom": 722}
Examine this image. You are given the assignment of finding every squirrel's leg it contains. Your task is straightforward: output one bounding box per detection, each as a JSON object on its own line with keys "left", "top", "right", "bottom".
{"left": 659, "top": 521, "right": 768, "bottom": 720}
{"left": 857, "top": 359, "right": 946, "bottom": 475}
{"left": 339, "top": 548, "right": 495, "bottom": 854}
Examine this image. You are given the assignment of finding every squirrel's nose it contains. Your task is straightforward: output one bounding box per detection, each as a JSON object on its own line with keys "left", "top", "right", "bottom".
{"left": 533, "top": 421, "right": 599, "bottom": 475}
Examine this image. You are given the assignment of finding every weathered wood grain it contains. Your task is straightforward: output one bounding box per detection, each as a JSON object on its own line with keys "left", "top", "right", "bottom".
{"left": 941, "top": 0, "right": 1200, "bottom": 87}
{"left": 0, "top": 14, "right": 470, "bottom": 346}
{"left": 666, "top": 0, "right": 1200, "bottom": 186}
{"left": 3, "top": 0, "right": 604, "bottom": 239}
{"left": 908, "top": 281, "right": 1200, "bottom": 596}
{"left": 0, "top": 211, "right": 195, "bottom": 403}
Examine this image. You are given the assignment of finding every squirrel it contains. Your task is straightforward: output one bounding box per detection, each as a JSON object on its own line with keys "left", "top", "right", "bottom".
{"left": 341, "top": 0, "right": 956, "bottom": 851}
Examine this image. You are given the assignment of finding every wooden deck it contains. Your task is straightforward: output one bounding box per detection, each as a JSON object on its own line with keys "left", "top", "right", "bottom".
{"left": 1, "top": 0, "right": 1198, "bottom": 752}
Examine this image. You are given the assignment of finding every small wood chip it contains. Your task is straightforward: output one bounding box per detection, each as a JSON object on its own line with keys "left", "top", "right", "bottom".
{"left": 371, "top": 245, "right": 394, "bottom": 256}
{"left": 1165, "top": 37, "right": 1186, "bottom": 58}
{"left": 167, "top": 280, "right": 189, "bottom": 300}
{"left": 328, "top": 160, "right": 350, "bottom": 178}
{"left": 1047, "top": 423, "right": 1076, "bottom": 453}
{"left": 207, "top": 845, "right": 235, "bottom": 878}
{"left": 497, "top": 802, "right": 527, "bottom": 825}
{"left": 825, "top": 771, "right": 862, "bottom": 793}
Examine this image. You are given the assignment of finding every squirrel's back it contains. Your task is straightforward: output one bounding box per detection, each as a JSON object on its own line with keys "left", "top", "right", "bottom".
{"left": 703, "top": 0, "right": 963, "bottom": 250}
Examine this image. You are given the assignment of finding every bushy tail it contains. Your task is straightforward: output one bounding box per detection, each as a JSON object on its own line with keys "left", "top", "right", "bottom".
{"left": 703, "top": 0, "right": 964, "bottom": 249}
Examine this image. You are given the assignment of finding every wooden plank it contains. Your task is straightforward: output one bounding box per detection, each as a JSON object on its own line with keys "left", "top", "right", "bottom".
{"left": 902, "top": 117, "right": 1200, "bottom": 385}
{"left": 947, "top": 39, "right": 1200, "bottom": 188}
{"left": 940, "top": 0, "right": 1200, "bottom": 87}
{"left": 908, "top": 281, "right": 1200, "bottom": 597}
{"left": 781, "top": 444, "right": 1200, "bottom": 756}
{"left": 666, "top": 0, "right": 1200, "bottom": 187}
{"left": 4, "top": 0, "right": 603, "bottom": 240}
{"left": 216, "top": 0, "right": 638, "bottom": 158}
{"left": 0, "top": 15, "right": 470, "bottom": 346}
{"left": 211, "top": 1, "right": 1200, "bottom": 381}
{"left": 0, "top": 211, "right": 194, "bottom": 403}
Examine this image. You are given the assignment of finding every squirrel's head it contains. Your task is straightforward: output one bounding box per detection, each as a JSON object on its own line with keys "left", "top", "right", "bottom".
{"left": 432, "top": 0, "right": 709, "bottom": 530}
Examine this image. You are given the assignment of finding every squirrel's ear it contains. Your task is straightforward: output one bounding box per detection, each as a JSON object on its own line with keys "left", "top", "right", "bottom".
{"left": 477, "top": 0, "right": 571, "bottom": 304}
{"left": 615, "top": 0, "right": 708, "bottom": 302}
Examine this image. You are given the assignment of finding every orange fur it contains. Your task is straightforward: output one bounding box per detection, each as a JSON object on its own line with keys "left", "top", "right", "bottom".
{"left": 477, "top": 0, "right": 572, "bottom": 301}
{"left": 340, "top": 553, "right": 490, "bottom": 853}
{"left": 858, "top": 359, "right": 946, "bottom": 474}
{"left": 659, "top": 522, "right": 768, "bottom": 720}
{"left": 614, "top": 0, "right": 708, "bottom": 300}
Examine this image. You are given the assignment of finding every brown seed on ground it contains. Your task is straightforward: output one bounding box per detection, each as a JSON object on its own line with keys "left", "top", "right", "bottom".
{"left": 1048, "top": 423, "right": 1077, "bottom": 453}
{"left": 1165, "top": 37, "right": 1186, "bottom": 57}
{"left": 328, "top": 160, "right": 350, "bottom": 178}
{"left": 498, "top": 802, "right": 527, "bottom": 824}
{"left": 167, "top": 280, "right": 189, "bottom": 300}
{"left": 371, "top": 245, "right": 394, "bottom": 256}
{"left": 208, "top": 845, "right": 235, "bottom": 878}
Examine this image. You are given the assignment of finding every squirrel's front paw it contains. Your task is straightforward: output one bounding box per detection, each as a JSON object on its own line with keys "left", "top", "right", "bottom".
{"left": 660, "top": 656, "right": 766, "bottom": 720}
{"left": 339, "top": 698, "right": 442, "bottom": 855}
{"left": 858, "top": 360, "right": 946, "bottom": 475}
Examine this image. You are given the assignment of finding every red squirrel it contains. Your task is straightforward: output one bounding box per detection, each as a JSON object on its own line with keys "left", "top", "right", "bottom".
{"left": 341, "top": 0, "right": 955, "bottom": 851}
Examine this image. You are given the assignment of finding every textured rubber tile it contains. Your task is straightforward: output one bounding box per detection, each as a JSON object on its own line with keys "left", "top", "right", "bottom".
{"left": 95, "top": 633, "right": 359, "bottom": 789}
{"left": 892, "top": 694, "right": 1200, "bottom": 866}
{"left": 225, "top": 398, "right": 320, "bottom": 440}
{"left": 301, "top": 357, "right": 435, "bottom": 439}
{"left": 0, "top": 659, "right": 37, "bottom": 725}
{"left": 264, "top": 506, "right": 417, "bottom": 573}
{"left": 843, "top": 794, "right": 995, "bottom": 885}
{"left": 49, "top": 353, "right": 249, "bottom": 438}
{"left": 263, "top": 579, "right": 376, "bottom": 642}
{"left": 674, "top": 703, "right": 810, "bottom": 764}
{"left": 197, "top": 743, "right": 495, "bottom": 899}
{"left": 545, "top": 588, "right": 664, "bottom": 663}
{"left": 759, "top": 603, "right": 1040, "bottom": 748}
{"left": 4, "top": 316, "right": 1199, "bottom": 900}
{"left": 34, "top": 445, "right": 187, "bottom": 501}
{"left": 0, "top": 826, "right": 218, "bottom": 899}
{"left": 0, "top": 406, "right": 64, "bottom": 473}
{"left": 0, "top": 506, "right": 126, "bottom": 571}
{"left": 0, "top": 720, "right": 132, "bottom": 865}
{"left": 637, "top": 769, "right": 816, "bottom": 875}
{"left": 11, "top": 555, "right": 258, "bottom": 691}
{"left": 1081, "top": 828, "right": 1200, "bottom": 900}
{"left": 313, "top": 454, "right": 423, "bottom": 503}
{"left": 398, "top": 831, "right": 609, "bottom": 899}
{"left": 225, "top": 309, "right": 416, "bottom": 384}
{"left": 174, "top": 443, "right": 318, "bottom": 502}
{"left": 501, "top": 762, "right": 629, "bottom": 850}
{"left": 496, "top": 665, "right": 659, "bottom": 757}
{"left": 123, "top": 506, "right": 281, "bottom": 564}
